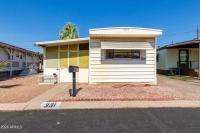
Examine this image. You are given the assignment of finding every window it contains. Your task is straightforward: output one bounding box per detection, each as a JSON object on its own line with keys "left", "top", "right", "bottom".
{"left": 79, "top": 44, "right": 89, "bottom": 68}
{"left": 79, "top": 44, "right": 89, "bottom": 50}
{"left": 16, "top": 53, "right": 19, "bottom": 58}
{"left": 105, "top": 49, "right": 141, "bottom": 59}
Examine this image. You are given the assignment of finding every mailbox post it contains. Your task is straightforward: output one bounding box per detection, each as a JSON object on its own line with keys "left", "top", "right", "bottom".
{"left": 68, "top": 65, "right": 79, "bottom": 97}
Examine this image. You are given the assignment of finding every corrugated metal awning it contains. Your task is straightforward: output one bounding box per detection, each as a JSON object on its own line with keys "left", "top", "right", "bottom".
{"left": 101, "top": 42, "right": 154, "bottom": 49}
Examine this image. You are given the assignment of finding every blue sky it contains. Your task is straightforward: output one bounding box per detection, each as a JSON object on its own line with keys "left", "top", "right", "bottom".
{"left": 0, "top": 0, "right": 199, "bottom": 52}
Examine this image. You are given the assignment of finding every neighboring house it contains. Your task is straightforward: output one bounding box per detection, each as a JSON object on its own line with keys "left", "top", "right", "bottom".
{"left": 157, "top": 39, "right": 200, "bottom": 78}
{"left": 0, "top": 42, "right": 42, "bottom": 77}
{"left": 36, "top": 27, "right": 162, "bottom": 85}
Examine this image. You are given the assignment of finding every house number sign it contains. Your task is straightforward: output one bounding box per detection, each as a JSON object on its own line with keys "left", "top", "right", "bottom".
{"left": 41, "top": 102, "right": 62, "bottom": 109}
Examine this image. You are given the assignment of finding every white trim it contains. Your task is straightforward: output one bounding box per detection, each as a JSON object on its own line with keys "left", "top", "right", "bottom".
{"left": 89, "top": 38, "right": 91, "bottom": 83}
{"left": 101, "top": 41, "right": 153, "bottom": 49}
{"left": 90, "top": 27, "right": 162, "bottom": 32}
{"left": 154, "top": 38, "right": 157, "bottom": 85}
{"left": 89, "top": 27, "right": 162, "bottom": 38}
{"left": 36, "top": 37, "right": 89, "bottom": 46}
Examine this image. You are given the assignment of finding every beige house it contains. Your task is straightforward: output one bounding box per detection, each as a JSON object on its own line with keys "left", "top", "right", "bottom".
{"left": 36, "top": 27, "right": 162, "bottom": 85}
{"left": 157, "top": 40, "right": 200, "bottom": 78}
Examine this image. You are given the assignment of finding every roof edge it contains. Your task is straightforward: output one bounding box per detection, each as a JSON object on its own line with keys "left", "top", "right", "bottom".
{"left": 90, "top": 27, "right": 162, "bottom": 32}
{"left": 157, "top": 39, "right": 200, "bottom": 51}
{"left": 0, "top": 42, "right": 42, "bottom": 55}
{"left": 35, "top": 37, "right": 89, "bottom": 46}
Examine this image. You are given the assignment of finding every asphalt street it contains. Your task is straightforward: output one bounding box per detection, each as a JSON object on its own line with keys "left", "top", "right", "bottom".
{"left": 0, "top": 108, "right": 200, "bottom": 133}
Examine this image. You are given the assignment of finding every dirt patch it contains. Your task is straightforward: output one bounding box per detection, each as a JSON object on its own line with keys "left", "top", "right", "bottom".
{"left": 49, "top": 83, "right": 179, "bottom": 102}
{"left": 49, "top": 75, "right": 200, "bottom": 102}
{"left": 0, "top": 75, "right": 55, "bottom": 103}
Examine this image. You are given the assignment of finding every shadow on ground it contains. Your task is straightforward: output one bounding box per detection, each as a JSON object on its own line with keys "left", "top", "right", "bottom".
{"left": 0, "top": 84, "right": 22, "bottom": 89}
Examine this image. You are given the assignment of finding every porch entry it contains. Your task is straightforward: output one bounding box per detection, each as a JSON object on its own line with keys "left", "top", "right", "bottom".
{"left": 178, "top": 49, "right": 189, "bottom": 75}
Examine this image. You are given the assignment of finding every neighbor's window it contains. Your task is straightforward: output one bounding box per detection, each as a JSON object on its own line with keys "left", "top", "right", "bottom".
{"left": 106, "top": 49, "right": 142, "bottom": 59}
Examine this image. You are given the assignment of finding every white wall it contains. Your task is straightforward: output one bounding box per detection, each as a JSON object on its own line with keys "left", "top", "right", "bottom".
{"left": 89, "top": 38, "right": 157, "bottom": 84}
{"left": 157, "top": 49, "right": 167, "bottom": 70}
{"left": 157, "top": 48, "right": 199, "bottom": 70}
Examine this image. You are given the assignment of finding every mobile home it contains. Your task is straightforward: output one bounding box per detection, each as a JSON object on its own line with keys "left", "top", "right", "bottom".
{"left": 0, "top": 42, "right": 42, "bottom": 77}
{"left": 157, "top": 40, "right": 200, "bottom": 78}
{"left": 36, "top": 27, "right": 162, "bottom": 85}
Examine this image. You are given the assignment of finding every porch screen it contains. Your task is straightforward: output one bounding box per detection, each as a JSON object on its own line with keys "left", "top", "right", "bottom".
{"left": 45, "top": 46, "right": 58, "bottom": 68}
{"left": 79, "top": 44, "right": 89, "bottom": 68}
{"left": 69, "top": 44, "right": 78, "bottom": 66}
{"left": 60, "top": 45, "right": 68, "bottom": 68}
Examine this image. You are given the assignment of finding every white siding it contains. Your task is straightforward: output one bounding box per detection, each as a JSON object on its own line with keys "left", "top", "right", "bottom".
{"left": 157, "top": 49, "right": 167, "bottom": 70}
{"left": 44, "top": 68, "right": 89, "bottom": 83}
{"left": 89, "top": 39, "right": 156, "bottom": 84}
{"left": 157, "top": 48, "right": 199, "bottom": 70}
{"left": 101, "top": 42, "right": 154, "bottom": 49}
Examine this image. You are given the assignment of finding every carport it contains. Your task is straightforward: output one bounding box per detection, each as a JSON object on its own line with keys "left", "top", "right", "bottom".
{"left": 163, "top": 40, "right": 200, "bottom": 79}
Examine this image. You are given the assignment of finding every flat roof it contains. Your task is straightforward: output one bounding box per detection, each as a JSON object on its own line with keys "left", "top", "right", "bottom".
{"left": 90, "top": 27, "right": 162, "bottom": 38}
{"left": 36, "top": 27, "right": 163, "bottom": 47}
{"left": 0, "top": 42, "right": 42, "bottom": 56}
{"left": 35, "top": 37, "right": 89, "bottom": 47}
{"left": 157, "top": 39, "right": 200, "bottom": 51}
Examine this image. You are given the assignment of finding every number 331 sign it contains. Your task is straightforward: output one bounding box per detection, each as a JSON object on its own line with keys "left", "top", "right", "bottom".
{"left": 41, "top": 102, "right": 62, "bottom": 109}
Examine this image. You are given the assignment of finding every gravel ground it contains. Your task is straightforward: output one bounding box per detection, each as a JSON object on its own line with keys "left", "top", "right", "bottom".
{"left": 49, "top": 75, "right": 200, "bottom": 102}
{"left": 0, "top": 74, "right": 55, "bottom": 103}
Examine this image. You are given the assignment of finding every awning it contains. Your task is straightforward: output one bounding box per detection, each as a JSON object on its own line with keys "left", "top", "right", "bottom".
{"left": 101, "top": 41, "right": 154, "bottom": 49}
{"left": 35, "top": 37, "right": 89, "bottom": 47}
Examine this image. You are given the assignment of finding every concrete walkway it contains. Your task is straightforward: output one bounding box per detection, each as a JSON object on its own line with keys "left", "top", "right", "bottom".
{"left": 1, "top": 99, "right": 200, "bottom": 111}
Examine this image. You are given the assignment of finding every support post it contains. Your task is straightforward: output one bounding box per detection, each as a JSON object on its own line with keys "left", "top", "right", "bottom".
{"left": 10, "top": 48, "right": 13, "bottom": 77}
{"left": 25, "top": 52, "right": 27, "bottom": 68}
{"left": 72, "top": 72, "right": 76, "bottom": 97}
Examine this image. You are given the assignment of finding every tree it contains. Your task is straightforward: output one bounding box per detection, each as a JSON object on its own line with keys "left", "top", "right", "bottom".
{"left": 59, "top": 22, "right": 79, "bottom": 40}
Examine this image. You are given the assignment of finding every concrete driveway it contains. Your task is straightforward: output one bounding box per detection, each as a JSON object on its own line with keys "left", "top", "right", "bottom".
{"left": 158, "top": 75, "right": 200, "bottom": 100}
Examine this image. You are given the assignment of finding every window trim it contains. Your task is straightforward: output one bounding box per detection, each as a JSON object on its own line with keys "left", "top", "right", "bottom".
{"left": 105, "top": 49, "right": 142, "bottom": 59}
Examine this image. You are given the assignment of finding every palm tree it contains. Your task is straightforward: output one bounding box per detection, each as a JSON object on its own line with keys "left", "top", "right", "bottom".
{"left": 59, "top": 22, "right": 79, "bottom": 40}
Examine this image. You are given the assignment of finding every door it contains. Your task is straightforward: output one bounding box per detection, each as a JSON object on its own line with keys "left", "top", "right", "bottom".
{"left": 179, "top": 49, "right": 189, "bottom": 75}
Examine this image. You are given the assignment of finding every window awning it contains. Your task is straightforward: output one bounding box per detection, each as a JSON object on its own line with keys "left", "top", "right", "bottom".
{"left": 101, "top": 42, "right": 154, "bottom": 49}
